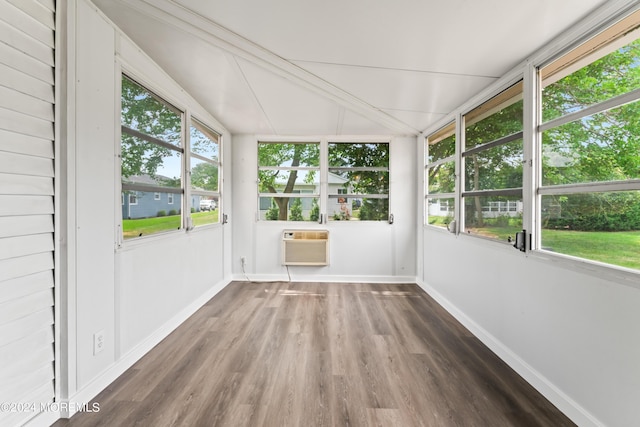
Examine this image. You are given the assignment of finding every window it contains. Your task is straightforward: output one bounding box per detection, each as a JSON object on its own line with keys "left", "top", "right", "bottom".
{"left": 328, "top": 142, "right": 389, "bottom": 221}
{"left": 257, "top": 140, "right": 390, "bottom": 222}
{"left": 426, "top": 122, "right": 456, "bottom": 229}
{"left": 120, "top": 75, "right": 224, "bottom": 240}
{"left": 190, "top": 119, "right": 221, "bottom": 226}
{"left": 258, "top": 141, "right": 320, "bottom": 221}
{"left": 462, "top": 81, "right": 523, "bottom": 242}
{"left": 538, "top": 12, "right": 640, "bottom": 270}
{"left": 120, "top": 75, "right": 183, "bottom": 238}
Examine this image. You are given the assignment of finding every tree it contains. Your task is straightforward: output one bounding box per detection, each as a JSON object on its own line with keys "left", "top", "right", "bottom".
{"left": 329, "top": 143, "right": 389, "bottom": 220}
{"left": 258, "top": 143, "right": 318, "bottom": 220}
{"left": 289, "top": 198, "right": 303, "bottom": 221}
{"left": 190, "top": 163, "right": 219, "bottom": 191}
{"left": 540, "top": 38, "right": 640, "bottom": 230}
{"left": 120, "top": 77, "right": 181, "bottom": 180}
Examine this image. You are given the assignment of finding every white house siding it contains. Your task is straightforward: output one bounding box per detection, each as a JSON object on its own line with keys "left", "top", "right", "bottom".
{"left": 0, "top": 1, "right": 56, "bottom": 426}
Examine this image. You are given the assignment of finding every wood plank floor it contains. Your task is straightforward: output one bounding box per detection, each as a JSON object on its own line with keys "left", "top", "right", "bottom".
{"left": 54, "top": 282, "right": 575, "bottom": 427}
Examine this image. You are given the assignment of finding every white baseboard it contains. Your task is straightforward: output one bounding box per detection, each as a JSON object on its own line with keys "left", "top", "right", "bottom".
{"left": 59, "top": 277, "right": 231, "bottom": 420}
{"left": 231, "top": 273, "right": 417, "bottom": 284}
{"left": 416, "top": 279, "right": 604, "bottom": 427}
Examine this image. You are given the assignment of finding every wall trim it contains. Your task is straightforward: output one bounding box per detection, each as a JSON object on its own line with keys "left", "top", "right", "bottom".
{"left": 57, "top": 276, "right": 231, "bottom": 420}
{"left": 416, "top": 278, "right": 604, "bottom": 427}
{"left": 232, "top": 274, "right": 417, "bottom": 284}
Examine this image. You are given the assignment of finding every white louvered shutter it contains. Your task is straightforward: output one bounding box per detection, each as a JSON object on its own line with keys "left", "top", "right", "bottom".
{"left": 0, "top": 0, "right": 56, "bottom": 425}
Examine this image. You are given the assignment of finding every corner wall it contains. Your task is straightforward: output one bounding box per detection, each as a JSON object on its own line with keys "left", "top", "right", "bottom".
{"left": 61, "top": 0, "right": 233, "bottom": 411}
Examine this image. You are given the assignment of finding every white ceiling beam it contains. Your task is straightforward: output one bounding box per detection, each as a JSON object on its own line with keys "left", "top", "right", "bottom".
{"left": 113, "top": 0, "right": 420, "bottom": 135}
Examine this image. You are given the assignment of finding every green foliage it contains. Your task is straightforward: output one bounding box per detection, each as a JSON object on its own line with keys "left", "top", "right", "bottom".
{"left": 265, "top": 200, "right": 280, "bottom": 221}
{"left": 190, "top": 162, "right": 218, "bottom": 191}
{"left": 359, "top": 199, "right": 388, "bottom": 221}
{"left": 289, "top": 198, "right": 303, "bottom": 221}
{"left": 120, "top": 76, "right": 181, "bottom": 179}
{"left": 542, "top": 39, "right": 640, "bottom": 187}
{"left": 157, "top": 210, "right": 166, "bottom": 217}
{"left": 329, "top": 143, "right": 389, "bottom": 220}
{"left": 168, "top": 209, "right": 178, "bottom": 216}
{"left": 258, "top": 142, "right": 319, "bottom": 220}
{"left": 309, "top": 198, "right": 319, "bottom": 222}
{"left": 543, "top": 192, "right": 640, "bottom": 231}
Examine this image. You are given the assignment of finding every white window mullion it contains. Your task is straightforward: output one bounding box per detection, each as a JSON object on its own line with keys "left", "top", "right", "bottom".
{"left": 522, "top": 61, "right": 537, "bottom": 250}
{"left": 184, "top": 112, "right": 192, "bottom": 230}
{"left": 320, "top": 138, "right": 328, "bottom": 224}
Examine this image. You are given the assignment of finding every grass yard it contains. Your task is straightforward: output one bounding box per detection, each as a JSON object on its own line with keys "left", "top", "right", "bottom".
{"left": 541, "top": 229, "right": 640, "bottom": 270}
{"left": 465, "top": 224, "right": 640, "bottom": 270}
{"left": 123, "top": 210, "right": 218, "bottom": 239}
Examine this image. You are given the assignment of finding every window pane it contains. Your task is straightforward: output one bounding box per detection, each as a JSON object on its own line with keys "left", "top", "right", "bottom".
{"left": 259, "top": 196, "right": 320, "bottom": 221}
{"left": 122, "top": 192, "right": 182, "bottom": 239}
{"left": 427, "top": 198, "right": 455, "bottom": 229}
{"left": 328, "top": 196, "right": 388, "bottom": 221}
{"left": 258, "top": 170, "right": 318, "bottom": 193}
{"left": 465, "top": 91, "right": 523, "bottom": 150}
{"left": 193, "top": 196, "right": 219, "bottom": 226}
{"left": 541, "top": 192, "right": 640, "bottom": 269}
{"left": 465, "top": 139, "right": 523, "bottom": 191}
{"left": 190, "top": 157, "right": 218, "bottom": 192}
{"left": 329, "top": 170, "right": 389, "bottom": 195}
{"left": 328, "top": 143, "right": 389, "bottom": 168}
{"left": 258, "top": 143, "right": 319, "bottom": 167}
{"left": 191, "top": 121, "right": 219, "bottom": 160}
{"left": 121, "top": 134, "right": 182, "bottom": 188}
{"left": 542, "top": 100, "right": 640, "bottom": 186}
{"left": 464, "top": 195, "right": 523, "bottom": 241}
{"left": 427, "top": 132, "right": 455, "bottom": 164}
{"left": 542, "top": 39, "right": 640, "bottom": 122}
{"left": 428, "top": 161, "right": 455, "bottom": 194}
{"left": 121, "top": 76, "right": 181, "bottom": 146}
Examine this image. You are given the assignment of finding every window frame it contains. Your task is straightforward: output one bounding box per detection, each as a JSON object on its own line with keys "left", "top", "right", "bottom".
{"left": 460, "top": 80, "right": 525, "bottom": 243}
{"left": 189, "top": 117, "right": 222, "bottom": 227}
{"left": 257, "top": 136, "right": 392, "bottom": 223}
{"left": 425, "top": 121, "right": 457, "bottom": 230}
{"left": 117, "top": 72, "right": 224, "bottom": 244}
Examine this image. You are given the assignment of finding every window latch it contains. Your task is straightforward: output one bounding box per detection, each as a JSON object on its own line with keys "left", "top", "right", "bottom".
{"left": 509, "top": 229, "right": 526, "bottom": 252}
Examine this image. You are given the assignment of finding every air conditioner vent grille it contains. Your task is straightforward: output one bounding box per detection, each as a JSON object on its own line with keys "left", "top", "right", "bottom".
{"left": 282, "top": 230, "right": 329, "bottom": 266}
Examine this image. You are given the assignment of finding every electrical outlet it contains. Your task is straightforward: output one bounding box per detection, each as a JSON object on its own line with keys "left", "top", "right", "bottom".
{"left": 93, "top": 331, "right": 105, "bottom": 355}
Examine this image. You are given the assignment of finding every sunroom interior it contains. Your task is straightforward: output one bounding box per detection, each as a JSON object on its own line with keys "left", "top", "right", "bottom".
{"left": 2, "top": 0, "right": 640, "bottom": 426}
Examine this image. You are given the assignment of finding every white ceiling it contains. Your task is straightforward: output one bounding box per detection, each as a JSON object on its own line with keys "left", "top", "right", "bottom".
{"left": 93, "top": 0, "right": 610, "bottom": 136}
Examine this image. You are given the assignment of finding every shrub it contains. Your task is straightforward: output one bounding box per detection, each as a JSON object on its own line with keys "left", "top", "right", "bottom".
{"left": 289, "top": 198, "right": 303, "bottom": 221}
{"left": 168, "top": 209, "right": 178, "bottom": 216}
{"left": 309, "top": 199, "right": 319, "bottom": 222}
{"left": 266, "top": 200, "right": 279, "bottom": 220}
{"left": 157, "top": 210, "right": 166, "bottom": 217}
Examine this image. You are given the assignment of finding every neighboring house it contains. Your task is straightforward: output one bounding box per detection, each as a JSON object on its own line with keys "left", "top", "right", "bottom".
{"left": 122, "top": 175, "right": 202, "bottom": 219}
{"left": 428, "top": 199, "right": 523, "bottom": 219}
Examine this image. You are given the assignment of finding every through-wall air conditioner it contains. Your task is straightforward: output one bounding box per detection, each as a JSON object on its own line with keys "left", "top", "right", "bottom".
{"left": 282, "top": 230, "right": 329, "bottom": 266}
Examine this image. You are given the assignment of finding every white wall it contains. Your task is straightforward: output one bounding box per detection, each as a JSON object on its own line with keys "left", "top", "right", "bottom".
{"left": 420, "top": 224, "right": 640, "bottom": 427}
{"left": 232, "top": 134, "right": 416, "bottom": 282}
{"left": 63, "top": 0, "right": 233, "bottom": 409}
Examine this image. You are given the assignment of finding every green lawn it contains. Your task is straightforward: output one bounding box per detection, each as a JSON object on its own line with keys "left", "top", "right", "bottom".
{"left": 123, "top": 210, "right": 219, "bottom": 239}
{"left": 541, "top": 229, "right": 640, "bottom": 270}
{"left": 464, "top": 224, "right": 640, "bottom": 270}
